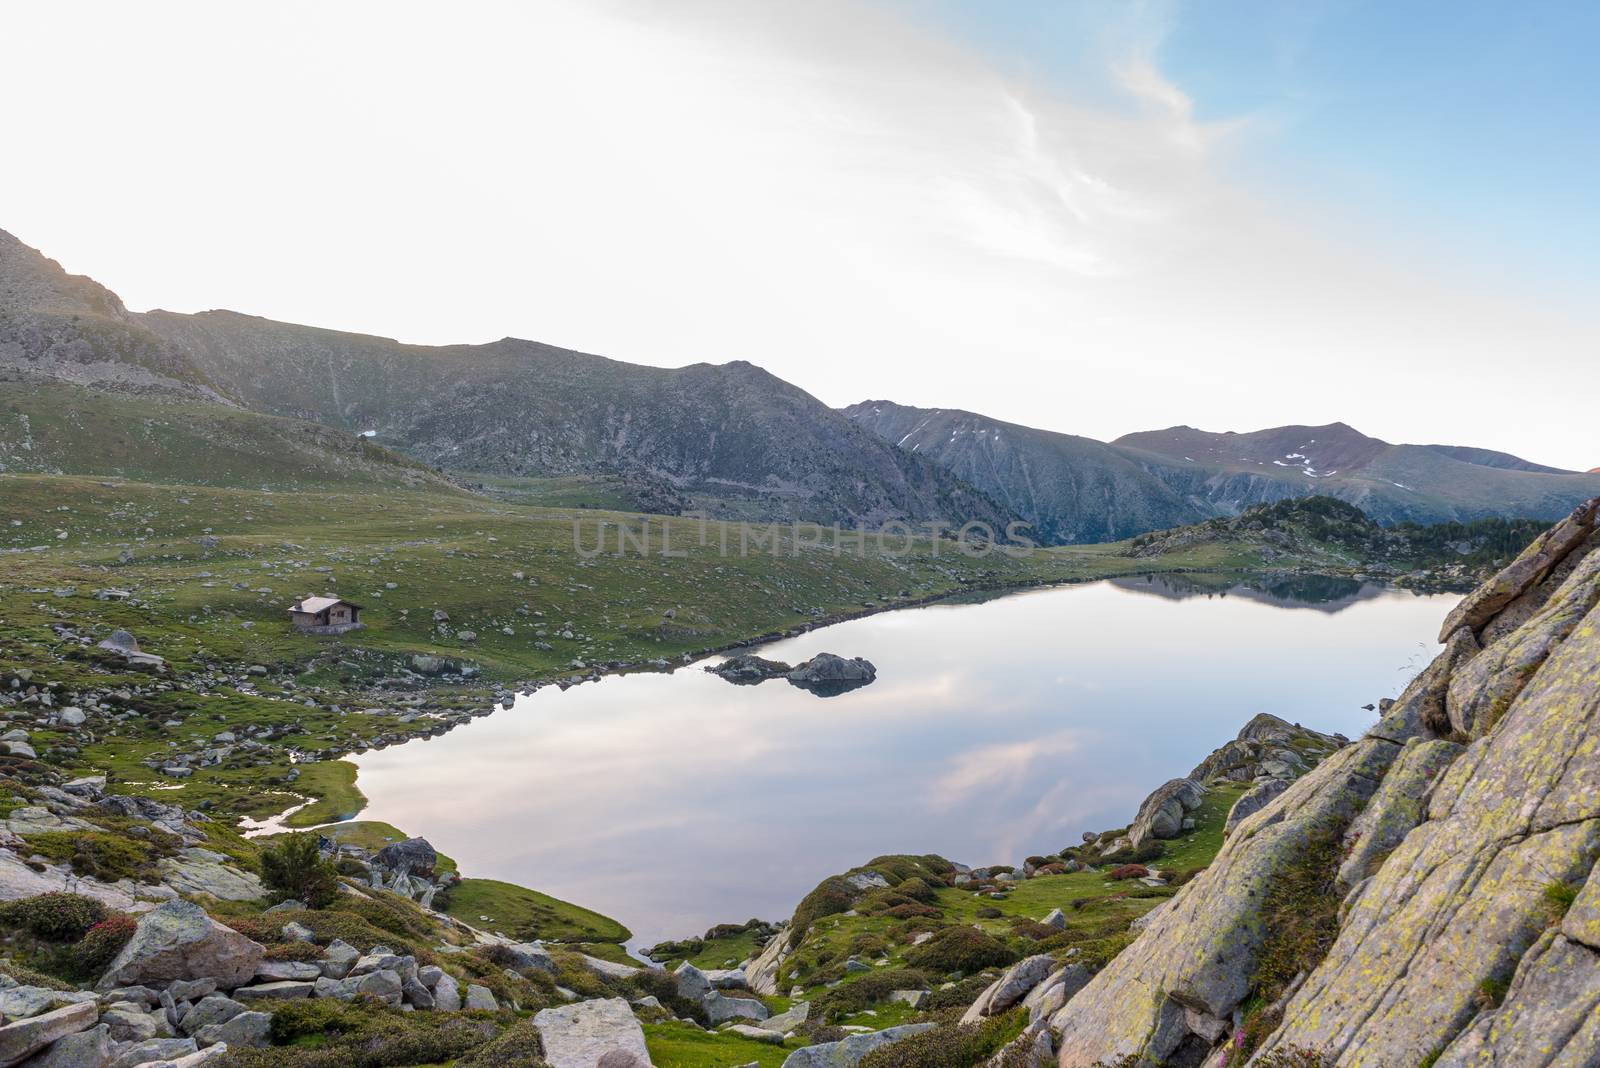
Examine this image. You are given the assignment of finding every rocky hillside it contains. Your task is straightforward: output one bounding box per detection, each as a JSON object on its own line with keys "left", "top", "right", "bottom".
{"left": 1127, "top": 495, "right": 1548, "bottom": 589}
{"left": 0, "top": 228, "right": 1008, "bottom": 528}
{"left": 1049, "top": 494, "right": 1600, "bottom": 1066}
{"left": 0, "top": 230, "right": 223, "bottom": 401}
{"left": 846, "top": 400, "right": 1600, "bottom": 543}
{"left": 842, "top": 401, "right": 1203, "bottom": 543}
{"left": 1114, "top": 420, "right": 1600, "bottom": 526}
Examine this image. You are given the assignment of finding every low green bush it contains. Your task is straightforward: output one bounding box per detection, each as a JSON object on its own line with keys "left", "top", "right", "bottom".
{"left": 456, "top": 1018, "right": 545, "bottom": 1065}
{"left": 815, "top": 968, "right": 932, "bottom": 1019}
{"left": 905, "top": 926, "right": 1017, "bottom": 975}
{"left": 0, "top": 892, "right": 107, "bottom": 941}
{"left": 20, "top": 832, "right": 165, "bottom": 883}
{"left": 857, "top": 1008, "right": 1025, "bottom": 1068}
{"left": 222, "top": 1011, "right": 498, "bottom": 1067}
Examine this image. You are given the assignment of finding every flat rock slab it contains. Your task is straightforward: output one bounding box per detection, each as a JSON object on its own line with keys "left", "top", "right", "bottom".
{"left": 533, "top": 997, "right": 651, "bottom": 1068}
{"left": 0, "top": 1000, "right": 99, "bottom": 1066}
{"left": 779, "top": 1023, "right": 935, "bottom": 1068}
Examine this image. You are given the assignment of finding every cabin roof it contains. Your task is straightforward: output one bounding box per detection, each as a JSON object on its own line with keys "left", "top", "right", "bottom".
{"left": 289, "top": 596, "right": 362, "bottom": 614}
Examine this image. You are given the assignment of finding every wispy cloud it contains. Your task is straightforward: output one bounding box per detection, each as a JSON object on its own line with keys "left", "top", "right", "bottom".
{"left": 0, "top": 0, "right": 1593, "bottom": 465}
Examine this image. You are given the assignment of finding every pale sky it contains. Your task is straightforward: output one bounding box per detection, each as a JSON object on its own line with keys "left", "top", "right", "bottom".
{"left": 2, "top": 0, "right": 1595, "bottom": 468}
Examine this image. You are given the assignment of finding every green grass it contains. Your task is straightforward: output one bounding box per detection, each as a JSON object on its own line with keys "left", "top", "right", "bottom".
{"left": 773, "top": 783, "right": 1250, "bottom": 1004}
{"left": 284, "top": 761, "right": 366, "bottom": 828}
{"left": 0, "top": 381, "right": 450, "bottom": 491}
{"left": 440, "top": 877, "right": 631, "bottom": 945}
{"left": 643, "top": 1021, "right": 794, "bottom": 1068}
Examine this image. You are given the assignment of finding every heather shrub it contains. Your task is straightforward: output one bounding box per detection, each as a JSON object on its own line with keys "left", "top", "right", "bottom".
{"left": 71, "top": 914, "right": 136, "bottom": 976}
{"left": 905, "top": 926, "right": 1017, "bottom": 974}
{"left": 0, "top": 892, "right": 107, "bottom": 941}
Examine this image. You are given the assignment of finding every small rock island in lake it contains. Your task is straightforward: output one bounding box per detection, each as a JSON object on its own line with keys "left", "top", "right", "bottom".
{"left": 707, "top": 651, "right": 878, "bottom": 696}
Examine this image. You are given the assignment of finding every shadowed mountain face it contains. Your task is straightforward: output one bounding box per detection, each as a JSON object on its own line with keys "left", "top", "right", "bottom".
{"left": 1113, "top": 422, "right": 1600, "bottom": 526}
{"left": 0, "top": 229, "right": 1008, "bottom": 526}
{"left": 841, "top": 400, "right": 1205, "bottom": 543}
{"left": 845, "top": 400, "right": 1600, "bottom": 542}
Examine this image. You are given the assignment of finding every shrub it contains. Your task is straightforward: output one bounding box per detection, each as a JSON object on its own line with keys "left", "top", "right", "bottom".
{"left": 1008, "top": 919, "right": 1058, "bottom": 941}
{"left": 221, "top": 1012, "right": 498, "bottom": 1068}
{"left": 789, "top": 876, "right": 856, "bottom": 948}
{"left": 905, "top": 926, "right": 1017, "bottom": 974}
{"left": 263, "top": 941, "right": 324, "bottom": 962}
{"left": 1097, "top": 840, "right": 1164, "bottom": 866}
{"left": 0, "top": 892, "right": 108, "bottom": 941}
{"left": 815, "top": 968, "right": 932, "bottom": 1019}
{"left": 1108, "top": 864, "right": 1149, "bottom": 881}
{"left": 456, "top": 1018, "right": 545, "bottom": 1065}
{"left": 975, "top": 906, "right": 1002, "bottom": 920}
{"left": 20, "top": 833, "right": 164, "bottom": 883}
{"left": 795, "top": 1020, "right": 848, "bottom": 1045}
{"left": 624, "top": 967, "right": 705, "bottom": 1024}
{"left": 71, "top": 915, "right": 136, "bottom": 977}
{"left": 260, "top": 833, "right": 341, "bottom": 909}
{"left": 857, "top": 1008, "right": 1025, "bottom": 1068}
{"left": 925, "top": 971, "right": 1001, "bottom": 1010}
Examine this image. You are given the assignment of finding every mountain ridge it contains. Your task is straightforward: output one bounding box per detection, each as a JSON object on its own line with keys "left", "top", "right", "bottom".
{"left": 0, "top": 228, "right": 1009, "bottom": 528}
{"left": 846, "top": 400, "right": 1600, "bottom": 541}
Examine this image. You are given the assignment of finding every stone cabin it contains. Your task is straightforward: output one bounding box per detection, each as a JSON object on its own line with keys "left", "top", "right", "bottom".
{"left": 288, "top": 595, "right": 364, "bottom": 635}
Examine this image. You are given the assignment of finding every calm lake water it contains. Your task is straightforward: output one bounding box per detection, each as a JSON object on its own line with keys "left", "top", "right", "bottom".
{"left": 350, "top": 574, "right": 1455, "bottom": 950}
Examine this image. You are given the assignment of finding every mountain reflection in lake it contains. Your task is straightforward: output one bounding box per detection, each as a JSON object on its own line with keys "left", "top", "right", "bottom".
{"left": 349, "top": 575, "right": 1454, "bottom": 950}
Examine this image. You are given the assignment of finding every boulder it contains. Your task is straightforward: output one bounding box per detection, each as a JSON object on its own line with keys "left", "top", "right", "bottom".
{"left": 463, "top": 984, "right": 497, "bottom": 1012}
{"left": 580, "top": 955, "right": 639, "bottom": 982}
{"left": 499, "top": 942, "right": 556, "bottom": 974}
{"left": 0, "top": 987, "right": 94, "bottom": 1019}
{"left": 18, "top": 1023, "right": 113, "bottom": 1068}
{"left": 532, "top": 997, "right": 651, "bottom": 1068}
{"left": 1127, "top": 778, "right": 1206, "bottom": 848}
{"left": 231, "top": 981, "right": 313, "bottom": 1002}
{"left": 960, "top": 954, "right": 1054, "bottom": 1024}
{"left": 707, "top": 655, "right": 793, "bottom": 684}
{"left": 178, "top": 996, "right": 246, "bottom": 1036}
{"left": 673, "top": 962, "right": 711, "bottom": 1002}
{"left": 107, "top": 1038, "right": 196, "bottom": 1068}
{"left": 704, "top": 991, "right": 770, "bottom": 1025}
{"left": 253, "top": 960, "right": 321, "bottom": 982}
{"left": 756, "top": 1001, "right": 810, "bottom": 1033}
{"left": 98, "top": 900, "right": 263, "bottom": 992}
{"left": 1222, "top": 778, "right": 1289, "bottom": 836}
{"left": 374, "top": 838, "right": 437, "bottom": 877}
{"left": 194, "top": 1010, "right": 271, "bottom": 1049}
{"left": 158, "top": 850, "right": 264, "bottom": 902}
{"left": 0, "top": 1002, "right": 99, "bottom": 1066}
{"left": 727, "top": 1023, "right": 785, "bottom": 1045}
{"left": 786, "top": 654, "right": 876, "bottom": 695}
{"left": 778, "top": 1023, "right": 934, "bottom": 1068}
{"left": 432, "top": 972, "right": 462, "bottom": 1012}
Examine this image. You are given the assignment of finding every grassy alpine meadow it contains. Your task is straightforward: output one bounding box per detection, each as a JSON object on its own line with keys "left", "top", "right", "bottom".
{"left": 0, "top": 468, "right": 1285, "bottom": 1018}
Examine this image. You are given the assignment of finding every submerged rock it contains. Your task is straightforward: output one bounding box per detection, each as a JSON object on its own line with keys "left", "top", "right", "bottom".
{"left": 707, "top": 654, "right": 793, "bottom": 684}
